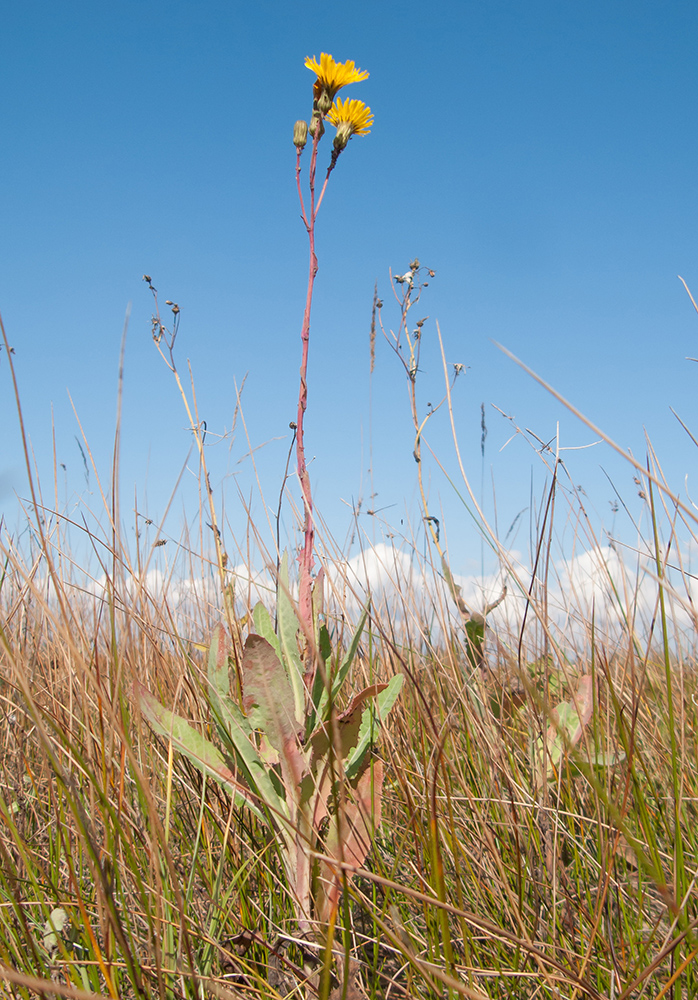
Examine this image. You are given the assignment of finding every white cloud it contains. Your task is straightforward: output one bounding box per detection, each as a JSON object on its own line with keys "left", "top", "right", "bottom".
{"left": 23, "top": 536, "right": 697, "bottom": 663}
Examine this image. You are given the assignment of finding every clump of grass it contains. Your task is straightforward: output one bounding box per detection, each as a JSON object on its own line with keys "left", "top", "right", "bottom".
{"left": 3, "top": 318, "right": 698, "bottom": 998}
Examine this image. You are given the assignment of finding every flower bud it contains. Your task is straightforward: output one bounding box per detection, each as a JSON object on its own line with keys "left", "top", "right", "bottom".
{"left": 309, "top": 112, "right": 325, "bottom": 139}
{"left": 293, "top": 120, "right": 308, "bottom": 148}
{"left": 316, "top": 89, "right": 333, "bottom": 115}
{"left": 333, "top": 122, "right": 352, "bottom": 151}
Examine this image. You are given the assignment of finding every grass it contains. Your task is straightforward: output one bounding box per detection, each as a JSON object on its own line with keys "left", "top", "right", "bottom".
{"left": 2, "top": 304, "right": 698, "bottom": 1000}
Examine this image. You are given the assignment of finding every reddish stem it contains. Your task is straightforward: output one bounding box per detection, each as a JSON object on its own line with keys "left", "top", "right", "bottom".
{"left": 315, "top": 155, "right": 339, "bottom": 215}
{"left": 296, "top": 147, "right": 308, "bottom": 227}
{"left": 295, "top": 126, "right": 322, "bottom": 637}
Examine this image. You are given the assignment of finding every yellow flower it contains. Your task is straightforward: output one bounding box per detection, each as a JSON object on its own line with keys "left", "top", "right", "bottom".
{"left": 305, "top": 53, "right": 369, "bottom": 111}
{"left": 327, "top": 97, "right": 374, "bottom": 150}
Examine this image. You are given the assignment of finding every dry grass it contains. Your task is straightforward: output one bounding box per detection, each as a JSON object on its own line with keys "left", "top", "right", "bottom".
{"left": 2, "top": 276, "right": 698, "bottom": 999}
{"left": 1, "top": 472, "right": 698, "bottom": 1000}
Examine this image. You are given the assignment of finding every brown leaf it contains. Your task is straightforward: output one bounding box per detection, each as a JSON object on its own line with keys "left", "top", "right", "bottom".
{"left": 307, "top": 685, "right": 388, "bottom": 833}
{"left": 317, "top": 761, "right": 384, "bottom": 925}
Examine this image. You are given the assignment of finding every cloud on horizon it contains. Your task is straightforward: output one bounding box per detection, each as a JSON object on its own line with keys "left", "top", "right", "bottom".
{"left": 32, "top": 536, "right": 696, "bottom": 664}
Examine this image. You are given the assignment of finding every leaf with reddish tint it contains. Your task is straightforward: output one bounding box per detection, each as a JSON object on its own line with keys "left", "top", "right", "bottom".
{"left": 242, "top": 634, "right": 307, "bottom": 795}
{"left": 306, "top": 675, "right": 403, "bottom": 830}
{"left": 309, "top": 684, "right": 387, "bottom": 763}
{"left": 305, "top": 724, "right": 359, "bottom": 833}
{"left": 206, "top": 625, "right": 251, "bottom": 734}
{"left": 253, "top": 601, "right": 284, "bottom": 666}
{"left": 317, "top": 761, "right": 384, "bottom": 925}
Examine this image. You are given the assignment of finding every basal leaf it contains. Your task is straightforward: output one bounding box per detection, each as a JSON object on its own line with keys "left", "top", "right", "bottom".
{"left": 379, "top": 674, "right": 404, "bottom": 711}
{"left": 305, "top": 684, "right": 389, "bottom": 831}
{"left": 542, "top": 675, "right": 595, "bottom": 780}
{"left": 310, "top": 684, "right": 388, "bottom": 769}
{"left": 317, "top": 760, "right": 384, "bottom": 925}
{"left": 332, "top": 605, "right": 369, "bottom": 701}
{"left": 345, "top": 674, "right": 403, "bottom": 780}
{"left": 138, "top": 683, "right": 286, "bottom": 825}
{"left": 207, "top": 624, "right": 229, "bottom": 707}
{"left": 253, "top": 601, "right": 283, "bottom": 664}
{"left": 242, "top": 634, "right": 307, "bottom": 797}
{"left": 137, "top": 683, "right": 263, "bottom": 819}
{"left": 276, "top": 551, "right": 305, "bottom": 724}
{"left": 344, "top": 705, "right": 378, "bottom": 782}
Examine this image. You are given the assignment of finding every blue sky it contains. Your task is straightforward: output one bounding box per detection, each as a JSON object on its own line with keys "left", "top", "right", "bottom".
{"left": 2, "top": 0, "right": 698, "bottom": 578}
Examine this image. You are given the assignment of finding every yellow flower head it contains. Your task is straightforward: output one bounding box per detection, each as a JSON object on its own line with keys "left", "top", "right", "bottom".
{"left": 305, "top": 53, "right": 369, "bottom": 110}
{"left": 327, "top": 97, "right": 374, "bottom": 150}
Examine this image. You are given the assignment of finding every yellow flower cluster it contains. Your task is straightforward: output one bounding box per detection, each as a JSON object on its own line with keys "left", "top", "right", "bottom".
{"left": 303, "top": 52, "right": 373, "bottom": 149}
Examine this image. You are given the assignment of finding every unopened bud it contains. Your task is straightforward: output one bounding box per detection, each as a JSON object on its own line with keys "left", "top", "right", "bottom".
{"left": 333, "top": 122, "right": 352, "bottom": 152}
{"left": 293, "top": 120, "right": 308, "bottom": 148}
{"left": 309, "top": 112, "right": 325, "bottom": 139}
{"left": 316, "top": 89, "right": 333, "bottom": 115}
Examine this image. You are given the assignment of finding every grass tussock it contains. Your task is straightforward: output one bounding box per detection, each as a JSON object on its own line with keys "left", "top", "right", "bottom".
{"left": 1, "top": 435, "right": 698, "bottom": 1000}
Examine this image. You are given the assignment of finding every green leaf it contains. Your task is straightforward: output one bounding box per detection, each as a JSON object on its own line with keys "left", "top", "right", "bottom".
{"left": 539, "top": 675, "right": 594, "bottom": 781}
{"left": 464, "top": 617, "right": 485, "bottom": 668}
{"left": 375, "top": 672, "right": 404, "bottom": 721}
{"left": 315, "top": 605, "right": 369, "bottom": 727}
{"left": 138, "top": 683, "right": 262, "bottom": 816}
{"left": 276, "top": 551, "right": 306, "bottom": 725}
{"left": 138, "top": 683, "right": 284, "bottom": 825}
{"left": 589, "top": 749, "right": 626, "bottom": 767}
{"left": 345, "top": 673, "right": 404, "bottom": 780}
{"left": 253, "top": 601, "right": 283, "bottom": 664}
{"left": 306, "top": 623, "right": 333, "bottom": 739}
{"left": 207, "top": 624, "right": 229, "bottom": 707}
{"left": 319, "top": 623, "right": 333, "bottom": 663}
{"left": 572, "top": 749, "right": 626, "bottom": 772}
{"left": 42, "top": 908, "right": 68, "bottom": 957}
